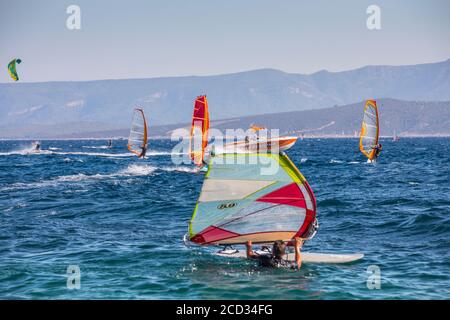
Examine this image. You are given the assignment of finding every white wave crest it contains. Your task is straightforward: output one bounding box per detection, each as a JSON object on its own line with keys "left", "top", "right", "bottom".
{"left": 160, "top": 166, "right": 197, "bottom": 173}
{"left": 119, "top": 164, "right": 157, "bottom": 176}
{"left": 55, "top": 173, "right": 105, "bottom": 182}
{"left": 0, "top": 163, "right": 192, "bottom": 193}
{"left": 146, "top": 151, "right": 187, "bottom": 156}
{"left": 82, "top": 146, "right": 110, "bottom": 149}
{"left": 52, "top": 151, "right": 132, "bottom": 158}
{"left": 0, "top": 148, "right": 52, "bottom": 156}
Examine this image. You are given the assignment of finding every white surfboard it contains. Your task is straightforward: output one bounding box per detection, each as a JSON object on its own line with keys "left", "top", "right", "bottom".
{"left": 215, "top": 249, "right": 364, "bottom": 264}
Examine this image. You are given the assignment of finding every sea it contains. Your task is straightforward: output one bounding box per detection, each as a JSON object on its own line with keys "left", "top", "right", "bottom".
{"left": 0, "top": 138, "right": 449, "bottom": 299}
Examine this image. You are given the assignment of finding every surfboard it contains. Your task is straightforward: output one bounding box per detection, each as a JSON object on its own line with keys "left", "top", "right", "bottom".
{"left": 215, "top": 249, "right": 364, "bottom": 264}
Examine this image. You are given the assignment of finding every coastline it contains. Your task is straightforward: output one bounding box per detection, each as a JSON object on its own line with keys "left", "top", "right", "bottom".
{"left": 1, "top": 133, "right": 450, "bottom": 141}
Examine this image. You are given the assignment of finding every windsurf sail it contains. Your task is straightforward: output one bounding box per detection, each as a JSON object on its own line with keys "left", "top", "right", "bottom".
{"left": 7, "top": 58, "right": 21, "bottom": 81}
{"left": 188, "top": 153, "right": 317, "bottom": 245}
{"left": 393, "top": 130, "right": 400, "bottom": 142}
{"left": 127, "top": 108, "right": 148, "bottom": 158}
{"left": 359, "top": 100, "right": 379, "bottom": 160}
{"left": 250, "top": 125, "right": 266, "bottom": 132}
{"left": 189, "top": 95, "right": 209, "bottom": 166}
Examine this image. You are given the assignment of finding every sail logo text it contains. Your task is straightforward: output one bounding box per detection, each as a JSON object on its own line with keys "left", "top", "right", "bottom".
{"left": 217, "top": 203, "right": 237, "bottom": 210}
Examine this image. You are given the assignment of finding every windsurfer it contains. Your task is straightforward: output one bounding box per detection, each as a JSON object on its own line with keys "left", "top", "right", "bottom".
{"left": 372, "top": 143, "right": 382, "bottom": 159}
{"left": 139, "top": 146, "right": 147, "bottom": 158}
{"left": 246, "top": 237, "right": 304, "bottom": 270}
{"left": 33, "top": 141, "right": 41, "bottom": 152}
{"left": 198, "top": 159, "right": 208, "bottom": 172}
{"left": 128, "top": 108, "right": 148, "bottom": 158}
{"left": 107, "top": 139, "right": 112, "bottom": 148}
{"left": 244, "top": 136, "right": 250, "bottom": 151}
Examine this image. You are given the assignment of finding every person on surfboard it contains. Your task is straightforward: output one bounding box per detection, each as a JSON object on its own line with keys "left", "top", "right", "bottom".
{"left": 33, "top": 141, "right": 41, "bottom": 152}
{"left": 139, "top": 146, "right": 147, "bottom": 158}
{"left": 372, "top": 143, "right": 382, "bottom": 159}
{"left": 246, "top": 237, "right": 304, "bottom": 270}
{"left": 199, "top": 160, "right": 208, "bottom": 172}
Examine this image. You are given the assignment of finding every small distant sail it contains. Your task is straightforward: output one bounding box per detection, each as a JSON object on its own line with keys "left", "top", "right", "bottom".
{"left": 7, "top": 58, "right": 21, "bottom": 81}
{"left": 359, "top": 100, "right": 379, "bottom": 160}
{"left": 189, "top": 95, "right": 209, "bottom": 166}
{"left": 128, "top": 108, "right": 148, "bottom": 158}
{"left": 393, "top": 130, "right": 400, "bottom": 142}
{"left": 250, "top": 125, "right": 266, "bottom": 132}
{"left": 188, "top": 153, "right": 317, "bottom": 245}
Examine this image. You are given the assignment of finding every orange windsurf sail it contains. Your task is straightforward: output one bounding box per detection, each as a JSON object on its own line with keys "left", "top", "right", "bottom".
{"left": 250, "top": 125, "right": 267, "bottom": 132}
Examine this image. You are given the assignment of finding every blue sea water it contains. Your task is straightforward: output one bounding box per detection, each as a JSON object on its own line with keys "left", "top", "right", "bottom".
{"left": 0, "top": 138, "right": 449, "bottom": 300}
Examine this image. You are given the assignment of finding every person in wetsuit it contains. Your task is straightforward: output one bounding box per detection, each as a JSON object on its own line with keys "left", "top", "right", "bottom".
{"left": 196, "top": 159, "right": 208, "bottom": 172}
{"left": 107, "top": 139, "right": 112, "bottom": 148}
{"left": 139, "top": 145, "right": 147, "bottom": 158}
{"left": 246, "top": 237, "right": 303, "bottom": 270}
{"left": 244, "top": 135, "right": 250, "bottom": 151}
{"left": 372, "top": 143, "right": 382, "bottom": 159}
{"left": 34, "top": 141, "right": 41, "bottom": 151}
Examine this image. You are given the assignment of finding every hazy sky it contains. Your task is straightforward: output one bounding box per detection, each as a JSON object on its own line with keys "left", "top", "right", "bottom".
{"left": 1, "top": 0, "right": 449, "bottom": 82}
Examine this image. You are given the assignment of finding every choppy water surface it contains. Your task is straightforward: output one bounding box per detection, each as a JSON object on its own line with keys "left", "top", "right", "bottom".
{"left": 0, "top": 138, "right": 449, "bottom": 299}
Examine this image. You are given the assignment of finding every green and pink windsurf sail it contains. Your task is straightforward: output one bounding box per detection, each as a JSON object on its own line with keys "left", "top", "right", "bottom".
{"left": 189, "top": 153, "right": 317, "bottom": 245}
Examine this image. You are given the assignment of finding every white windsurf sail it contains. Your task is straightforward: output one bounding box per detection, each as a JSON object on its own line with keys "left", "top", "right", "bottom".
{"left": 359, "top": 100, "right": 379, "bottom": 160}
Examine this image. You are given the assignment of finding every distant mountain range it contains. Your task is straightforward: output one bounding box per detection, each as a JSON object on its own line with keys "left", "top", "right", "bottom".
{"left": 3, "top": 99, "right": 448, "bottom": 139}
{"left": 0, "top": 59, "right": 449, "bottom": 138}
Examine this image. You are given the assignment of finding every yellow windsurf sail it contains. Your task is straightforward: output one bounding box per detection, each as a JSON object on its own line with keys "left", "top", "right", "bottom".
{"left": 128, "top": 108, "right": 148, "bottom": 158}
{"left": 359, "top": 100, "right": 379, "bottom": 160}
{"left": 250, "top": 125, "right": 266, "bottom": 132}
{"left": 189, "top": 95, "right": 209, "bottom": 166}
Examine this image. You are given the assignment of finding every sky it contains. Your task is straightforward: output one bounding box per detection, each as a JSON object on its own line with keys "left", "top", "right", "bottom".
{"left": 0, "top": 0, "right": 449, "bottom": 82}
